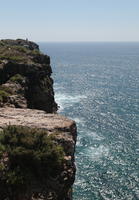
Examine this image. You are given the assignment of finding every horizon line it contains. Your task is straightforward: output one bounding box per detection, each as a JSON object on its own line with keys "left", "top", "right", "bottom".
{"left": 38, "top": 41, "right": 139, "bottom": 43}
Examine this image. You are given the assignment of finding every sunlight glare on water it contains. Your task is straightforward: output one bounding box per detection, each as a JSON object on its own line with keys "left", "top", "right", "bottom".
{"left": 40, "top": 42, "right": 139, "bottom": 200}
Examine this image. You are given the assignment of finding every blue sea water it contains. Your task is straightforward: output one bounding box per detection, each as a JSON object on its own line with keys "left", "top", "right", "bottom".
{"left": 40, "top": 42, "right": 139, "bottom": 200}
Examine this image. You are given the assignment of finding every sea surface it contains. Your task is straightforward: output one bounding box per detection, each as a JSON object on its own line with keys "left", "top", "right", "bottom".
{"left": 40, "top": 42, "right": 139, "bottom": 200}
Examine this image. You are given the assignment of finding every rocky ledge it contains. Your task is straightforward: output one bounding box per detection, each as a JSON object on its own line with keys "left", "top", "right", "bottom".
{"left": 0, "top": 39, "right": 77, "bottom": 200}
{"left": 0, "top": 108, "right": 77, "bottom": 200}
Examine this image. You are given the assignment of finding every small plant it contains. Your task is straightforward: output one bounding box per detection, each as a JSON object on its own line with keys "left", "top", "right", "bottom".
{"left": 0, "top": 86, "right": 13, "bottom": 103}
{"left": 0, "top": 90, "right": 10, "bottom": 103}
{"left": 10, "top": 74, "right": 25, "bottom": 84}
{"left": 0, "top": 85, "right": 14, "bottom": 94}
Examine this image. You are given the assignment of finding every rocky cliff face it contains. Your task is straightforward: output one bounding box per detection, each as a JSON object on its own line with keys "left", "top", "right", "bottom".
{"left": 0, "top": 39, "right": 57, "bottom": 112}
{"left": 0, "top": 39, "right": 77, "bottom": 200}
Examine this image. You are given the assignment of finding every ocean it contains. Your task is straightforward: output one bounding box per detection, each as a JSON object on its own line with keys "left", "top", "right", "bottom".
{"left": 39, "top": 42, "right": 139, "bottom": 200}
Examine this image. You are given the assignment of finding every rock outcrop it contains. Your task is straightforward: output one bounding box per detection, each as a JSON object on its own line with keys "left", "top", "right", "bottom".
{"left": 0, "top": 108, "right": 77, "bottom": 200}
{"left": 0, "top": 39, "right": 77, "bottom": 200}
{"left": 0, "top": 39, "right": 57, "bottom": 112}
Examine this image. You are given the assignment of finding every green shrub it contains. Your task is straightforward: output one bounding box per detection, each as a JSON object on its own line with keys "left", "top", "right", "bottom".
{"left": 0, "top": 85, "right": 13, "bottom": 103}
{"left": 0, "top": 90, "right": 10, "bottom": 102}
{"left": 10, "top": 74, "right": 24, "bottom": 84}
{"left": 0, "top": 85, "right": 14, "bottom": 94}
{"left": 0, "top": 125, "right": 64, "bottom": 197}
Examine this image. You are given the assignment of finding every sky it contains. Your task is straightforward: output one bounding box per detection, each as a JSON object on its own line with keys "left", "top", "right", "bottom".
{"left": 0, "top": 0, "right": 139, "bottom": 42}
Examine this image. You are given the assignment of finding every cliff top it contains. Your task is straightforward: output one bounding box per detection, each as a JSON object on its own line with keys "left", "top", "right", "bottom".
{"left": 0, "top": 107, "right": 75, "bottom": 133}
{"left": 0, "top": 39, "right": 39, "bottom": 50}
{"left": 0, "top": 39, "right": 49, "bottom": 65}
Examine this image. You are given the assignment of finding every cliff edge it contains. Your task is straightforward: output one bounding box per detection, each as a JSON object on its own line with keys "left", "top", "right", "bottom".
{"left": 0, "top": 39, "right": 77, "bottom": 200}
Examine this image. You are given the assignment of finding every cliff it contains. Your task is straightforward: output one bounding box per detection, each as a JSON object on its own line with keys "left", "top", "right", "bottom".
{"left": 0, "top": 39, "right": 77, "bottom": 200}
{"left": 0, "top": 39, "right": 57, "bottom": 112}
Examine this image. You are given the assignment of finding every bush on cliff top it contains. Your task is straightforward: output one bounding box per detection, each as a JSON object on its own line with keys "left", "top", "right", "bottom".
{"left": 0, "top": 125, "right": 65, "bottom": 199}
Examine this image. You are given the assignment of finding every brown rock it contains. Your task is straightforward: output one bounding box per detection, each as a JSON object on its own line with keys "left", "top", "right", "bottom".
{"left": 0, "top": 108, "right": 77, "bottom": 200}
{"left": 0, "top": 39, "right": 57, "bottom": 112}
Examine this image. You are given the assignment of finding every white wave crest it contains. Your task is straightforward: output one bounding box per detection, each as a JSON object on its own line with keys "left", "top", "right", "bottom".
{"left": 55, "top": 93, "right": 87, "bottom": 111}
{"left": 86, "top": 145, "right": 109, "bottom": 160}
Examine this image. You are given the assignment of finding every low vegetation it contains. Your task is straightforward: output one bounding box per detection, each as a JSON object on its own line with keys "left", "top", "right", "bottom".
{"left": 0, "top": 90, "right": 9, "bottom": 103}
{"left": 0, "top": 125, "right": 65, "bottom": 198}
{"left": 10, "top": 74, "right": 25, "bottom": 84}
{"left": 0, "top": 85, "right": 13, "bottom": 103}
{"left": 0, "top": 43, "right": 41, "bottom": 64}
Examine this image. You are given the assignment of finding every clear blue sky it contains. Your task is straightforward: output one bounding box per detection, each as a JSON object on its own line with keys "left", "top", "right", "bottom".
{"left": 0, "top": 0, "right": 139, "bottom": 42}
